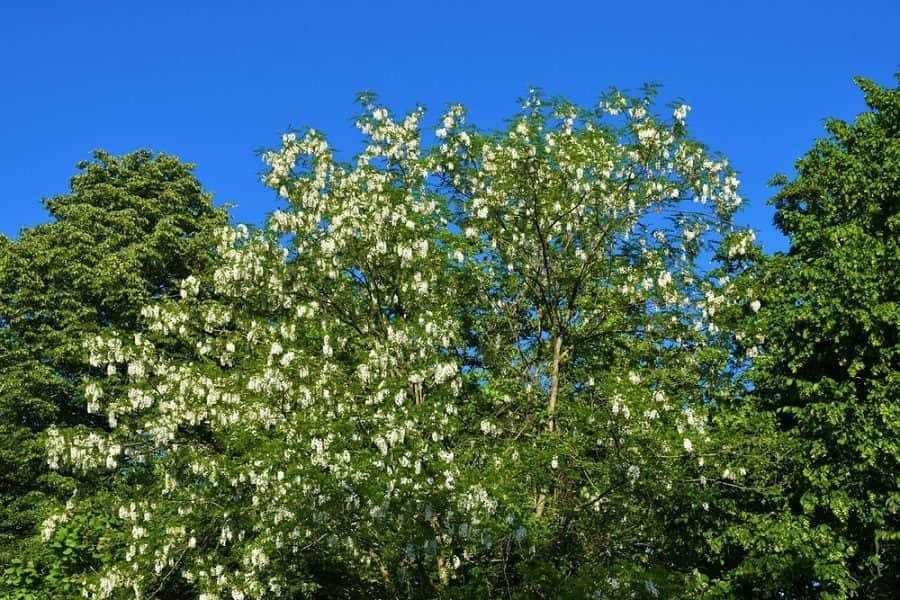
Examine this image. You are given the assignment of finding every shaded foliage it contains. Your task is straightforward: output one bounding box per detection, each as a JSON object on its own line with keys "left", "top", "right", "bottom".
{"left": 0, "top": 150, "right": 227, "bottom": 598}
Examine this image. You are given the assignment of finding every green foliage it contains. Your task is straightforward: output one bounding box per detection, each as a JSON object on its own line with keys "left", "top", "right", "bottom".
{"left": 0, "top": 150, "right": 227, "bottom": 598}
{"left": 35, "top": 89, "right": 755, "bottom": 598}
{"left": 725, "top": 76, "right": 899, "bottom": 597}
{"left": 1, "top": 77, "right": 896, "bottom": 599}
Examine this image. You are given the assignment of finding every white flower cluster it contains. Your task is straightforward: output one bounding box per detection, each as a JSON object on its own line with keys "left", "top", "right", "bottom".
{"left": 46, "top": 89, "right": 752, "bottom": 598}
{"left": 727, "top": 228, "right": 757, "bottom": 259}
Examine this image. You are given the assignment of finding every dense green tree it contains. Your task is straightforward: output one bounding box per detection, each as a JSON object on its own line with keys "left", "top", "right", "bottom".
{"left": 0, "top": 150, "right": 228, "bottom": 598}
{"left": 722, "top": 76, "right": 899, "bottom": 597}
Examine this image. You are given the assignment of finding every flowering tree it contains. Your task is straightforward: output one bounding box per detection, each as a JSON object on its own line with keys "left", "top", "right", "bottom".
{"left": 44, "top": 88, "right": 759, "bottom": 597}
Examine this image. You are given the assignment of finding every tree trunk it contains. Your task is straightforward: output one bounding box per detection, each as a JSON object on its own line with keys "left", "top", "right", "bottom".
{"left": 546, "top": 334, "right": 563, "bottom": 433}
{"left": 537, "top": 334, "right": 564, "bottom": 517}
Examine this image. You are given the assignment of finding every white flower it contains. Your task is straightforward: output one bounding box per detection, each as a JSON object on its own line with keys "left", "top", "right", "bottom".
{"left": 750, "top": 300, "right": 761, "bottom": 313}
{"left": 85, "top": 382, "right": 103, "bottom": 410}
{"left": 673, "top": 103, "right": 691, "bottom": 125}
{"left": 180, "top": 275, "right": 200, "bottom": 298}
{"left": 550, "top": 456, "right": 559, "bottom": 469}
{"left": 683, "top": 438, "right": 693, "bottom": 452}
{"left": 40, "top": 514, "right": 67, "bottom": 541}
{"left": 657, "top": 271, "right": 673, "bottom": 287}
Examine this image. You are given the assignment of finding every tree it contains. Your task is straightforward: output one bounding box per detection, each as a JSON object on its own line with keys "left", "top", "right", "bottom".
{"left": 44, "top": 90, "right": 755, "bottom": 598}
{"left": 727, "top": 76, "right": 899, "bottom": 597}
{"left": 0, "top": 150, "right": 228, "bottom": 598}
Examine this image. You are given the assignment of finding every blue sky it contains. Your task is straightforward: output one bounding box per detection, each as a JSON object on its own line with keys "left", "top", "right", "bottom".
{"left": 1, "top": 0, "right": 897, "bottom": 252}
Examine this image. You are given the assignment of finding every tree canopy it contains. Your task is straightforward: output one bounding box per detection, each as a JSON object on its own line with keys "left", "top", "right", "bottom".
{"left": 1, "top": 77, "right": 897, "bottom": 599}
{"left": 738, "top": 77, "right": 898, "bottom": 597}
{"left": 0, "top": 150, "right": 227, "bottom": 598}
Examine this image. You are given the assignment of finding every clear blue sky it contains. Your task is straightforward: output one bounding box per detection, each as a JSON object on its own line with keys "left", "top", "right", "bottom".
{"left": 2, "top": 1, "right": 897, "bottom": 252}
